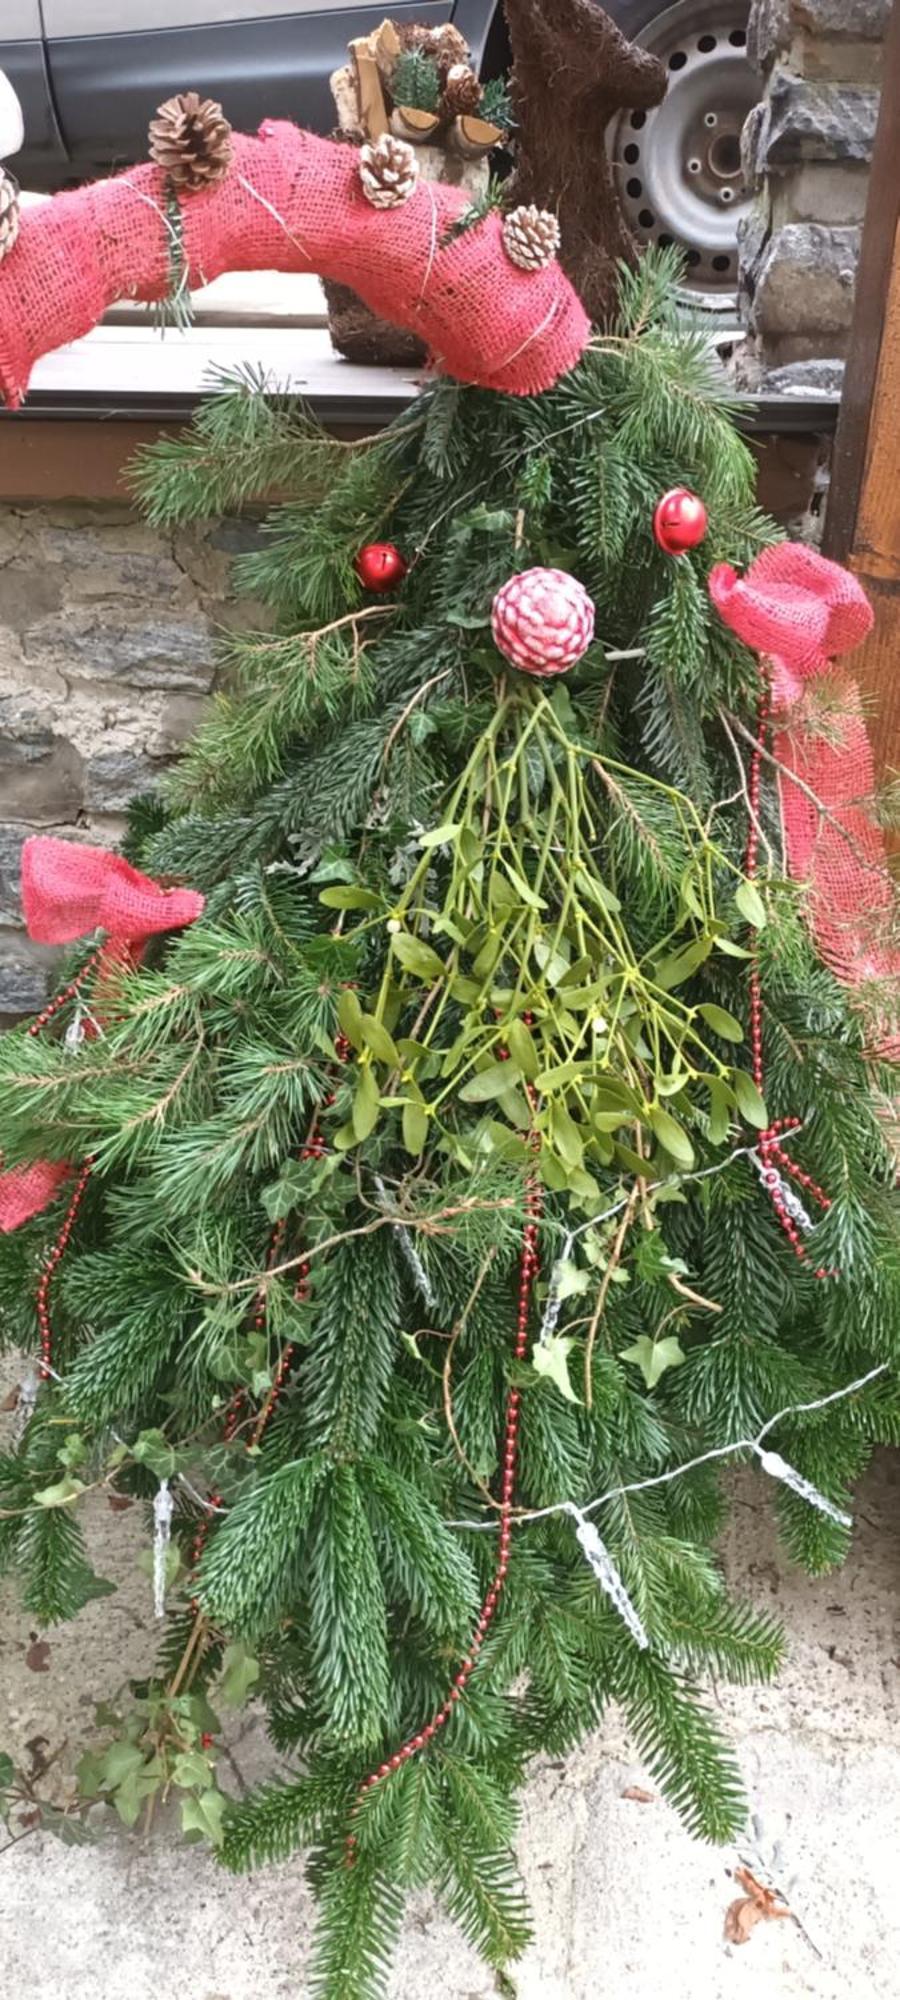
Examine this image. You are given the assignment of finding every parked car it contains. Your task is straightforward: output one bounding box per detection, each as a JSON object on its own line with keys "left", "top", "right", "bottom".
{"left": 1, "top": 1, "right": 757, "bottom": 307}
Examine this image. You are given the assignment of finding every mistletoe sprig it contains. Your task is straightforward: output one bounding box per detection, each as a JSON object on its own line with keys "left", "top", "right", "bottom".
{"left": 321, "top": 680, "right": 769, "bottom": 1190}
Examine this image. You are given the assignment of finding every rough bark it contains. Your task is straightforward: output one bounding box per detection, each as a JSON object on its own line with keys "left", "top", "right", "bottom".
{"left": 504, "top": 0, "right": 668, "bottom": 325}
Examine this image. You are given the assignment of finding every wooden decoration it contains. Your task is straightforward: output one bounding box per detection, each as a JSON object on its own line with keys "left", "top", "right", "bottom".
{"left": 503, "top": 0, "right": 667, "bottom": 325}
{"left": 449, "top": 115, "right": 505, "bottom": 161}
{"left": 391, "top": 105, "right": 442, "bottom": 144}
{"left": 349, "top": 36, "right": 390, "bottom": 140}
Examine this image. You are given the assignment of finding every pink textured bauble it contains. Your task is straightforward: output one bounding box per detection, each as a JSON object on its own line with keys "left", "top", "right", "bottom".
{"left": 491, "top": 566, "right": 596, "bottom": 676}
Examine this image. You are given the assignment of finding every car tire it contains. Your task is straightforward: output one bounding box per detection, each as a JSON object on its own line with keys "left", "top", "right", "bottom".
{"left": 604, "top": 0, "right": 758, "bottom": 311}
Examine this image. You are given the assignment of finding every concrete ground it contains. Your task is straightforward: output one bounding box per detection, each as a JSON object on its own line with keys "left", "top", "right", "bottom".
{"left": 1, "top": 1386, "right": 897, "bottom": 2000}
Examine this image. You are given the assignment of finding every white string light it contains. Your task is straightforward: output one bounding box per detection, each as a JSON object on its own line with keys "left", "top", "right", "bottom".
{"left": 538, "top": 1126, "right": 811, "bottom": 1346}
{"left": 451, "top": 1363, "right": 888, "bottom": 1538}
{"left": 447, "top": 1362, "right": 887, "bottom": 1644}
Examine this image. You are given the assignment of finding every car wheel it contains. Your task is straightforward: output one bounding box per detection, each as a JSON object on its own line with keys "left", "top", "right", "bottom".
{"left": 607, "top": 0, "right": 757, "bottom": 312}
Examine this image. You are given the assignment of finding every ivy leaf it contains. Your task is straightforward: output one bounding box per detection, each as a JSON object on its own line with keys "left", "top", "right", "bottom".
{"left": 532, "top": 1335, "right": 579, "bottom": 1404}
{"left": 56, "top": 1431, "right": 88, "bottom": 1470}
{"left": 217, "top": 1642, "right": 261, "bottom": 1709}
{"left": 553, "top": 1259, "right": 591, "bottom": 1301}
{"left": 734, "top": 879, "right": 767, "bottom": 928}
{"left": 181, "top": 1787, "right": 227, "bottom": 1848}
{"left": 0, "top": 1751, "right": 15, "bottom": 1791}
{"left": 100, "top": 1740, "right": 146, "bottom": 1787}
{"left": 132, "top": 1429, "right": 177, "bottom": 1478}
{"left": 619, "top": 1334, "right": 686, "bottom": 1390}
{"left": 113, "top": 1766, "right": 160, "bottom": 1827}
{"left": 171, "top": 1749, "right": 214, "bottom": 1790}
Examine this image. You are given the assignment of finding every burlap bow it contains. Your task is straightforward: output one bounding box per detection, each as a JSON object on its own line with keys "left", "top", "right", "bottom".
{"left": 709, "top": 546, "right": 898, "bottom": 1046}
{"left": 0, "top": 837, "right": 204, "bottom": 1232}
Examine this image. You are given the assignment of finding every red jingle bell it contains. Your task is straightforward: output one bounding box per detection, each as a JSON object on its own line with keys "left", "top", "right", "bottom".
{"left": 653, "top": 487, "right": 708, "bottom": 556}
{"left": 354, "top": 540, "right": 408, "bottom": 592}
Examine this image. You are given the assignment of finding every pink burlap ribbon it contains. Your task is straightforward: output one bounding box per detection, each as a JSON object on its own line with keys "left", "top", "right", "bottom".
{"left": 0, "top": 123, "right": 589, "bottom": 407}
{"left": 709, "top": 546, "right": 898, "bottom": 1048}
{"left": 0, "top": 838, "right": 204, "bottom": 1232}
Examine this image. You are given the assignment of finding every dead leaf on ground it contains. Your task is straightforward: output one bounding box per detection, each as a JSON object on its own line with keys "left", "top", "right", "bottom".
{"left": 0, "top": 1385, "right": 20, "bottom": 1411}
{"left": 107, "top": 1493, "right": 134, "bottom": 1512}
{"left": 724, "top": 1865, "right": 792, "bottom": 1944}
{"left": 24, "top": 1638, "right": 51, "bottom": 1673}
{"left": 621, "top": 1785, "right": 656, "bottom": 1803}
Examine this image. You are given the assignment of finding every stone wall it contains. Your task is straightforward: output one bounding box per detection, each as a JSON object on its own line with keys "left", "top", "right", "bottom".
{"left": 0, "top": 503, "right": 246, "bottom": 1019}
{"left": 739, "top": 0, "right": 888, "bottom": 384}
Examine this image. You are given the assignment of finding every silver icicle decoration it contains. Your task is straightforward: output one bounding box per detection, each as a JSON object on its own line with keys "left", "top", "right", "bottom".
{"left": 64, "top": 1004, "right": 86, "bottom": 1052}
{"left": 152, "top": 1477, "right": 174, "bottom": 1618}
{"left": 752, "top": 1156, "right": 814, "bottom": 1233}
{"left": 755, "top": 1448, "right": 851, "bottom": 1526}
{"left": 538, "top": 1231, "right": 575, "bottom": 1346}
{"left": 13, "top": 1364, "right": 40, "bottom": 1444}
{"left": 566, "top": 1505, "right": 649, "bottom": 1648}
{"left": 374, "top": 1175, "right": 435, "bottom": 1309}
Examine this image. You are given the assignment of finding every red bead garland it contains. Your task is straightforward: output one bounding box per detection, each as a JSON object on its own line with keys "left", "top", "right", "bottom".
{"left": 745, "top": 669, "right": 835, "bottom": 1277}
{"left": 347, "top": 1172, "right": 542, "bottom": 1856}
{"left": 35, "top": 1158, "right": 93, "bottom": 1379}
{"left": 27, "top": 944, "right": 106, "bottom": 1040}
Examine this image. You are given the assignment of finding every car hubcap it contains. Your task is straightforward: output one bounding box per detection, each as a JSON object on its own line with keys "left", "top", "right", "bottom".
{"left": 609, "top": 0, "right": 756, "bottom": 309}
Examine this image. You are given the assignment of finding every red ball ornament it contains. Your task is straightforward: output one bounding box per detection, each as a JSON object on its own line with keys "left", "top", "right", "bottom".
{"left": 354, "top": 540, "right": 408, "bottom": 592}
{"left": 653, "top": 487, "right": 708, "bottom": 556}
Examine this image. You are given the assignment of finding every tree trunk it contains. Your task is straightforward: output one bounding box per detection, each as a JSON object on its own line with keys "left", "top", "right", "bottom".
{"left": 504, "top": 0, "right": 667, "bottom": 326}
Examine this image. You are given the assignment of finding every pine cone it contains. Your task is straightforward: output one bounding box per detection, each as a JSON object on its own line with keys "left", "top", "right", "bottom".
{"left": 0, "top": 170, "right": 20, "bottom": 263}
{"left": 440, "top": 64, "right": 483, "bottom": 118}
{"left": 502, "top": 204, "right": 561, "bottom": 272}
{"left": 148, "top": 91, "right": 233, "bottom": 192}
{"left": 359, "top": 133, "right": 419, "bottom": 210}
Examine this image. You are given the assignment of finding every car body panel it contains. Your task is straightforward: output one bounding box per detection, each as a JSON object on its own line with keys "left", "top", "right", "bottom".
{"left": 43, "top": 0, "right": 358, "bottom": 30}
{"left": 2, "top": 2, "right": 43, "bottom": 39}
{"left": 45, "top": 6, "right": 455, "bottom": 173}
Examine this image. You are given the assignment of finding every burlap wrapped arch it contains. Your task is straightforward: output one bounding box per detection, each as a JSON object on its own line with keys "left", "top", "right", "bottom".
{"left": 0, "top": 121, "right": 590, "bottom": 408}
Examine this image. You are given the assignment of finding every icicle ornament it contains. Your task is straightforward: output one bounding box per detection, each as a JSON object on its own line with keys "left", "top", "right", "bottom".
{"left": 152, "top": 1477, "right": 174, "bottom": 1618}
{"left": 755, "top": 1448, "right": 851, "bottom": 1526}
{"left": 567, "top": 1505, "right": 649, "bottom": 1648}
{"left": 538, "top": 1232, "right": 575, "bottom": 1346}
{"left": 375, "top": 1175, "right": 436, "bottom": 1308}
